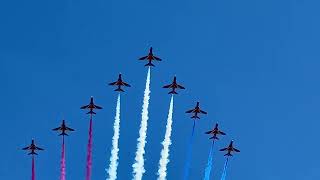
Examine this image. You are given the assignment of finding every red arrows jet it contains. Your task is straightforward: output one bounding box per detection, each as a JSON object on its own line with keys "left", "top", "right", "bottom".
{"left": 185, "top": 102, "right": 207, "bottom": 119}
{"left": 52, "top": 120, "right": 75, "bottom": 136}
{"left": 205, "top": 123, "right": 226, "bottom": 140}
{"left": 80, "top": 96, "right": 102, "bottom": 114}
{"left": 109, "top": 73, "right": 131, "bottom": 92}
{"left": 139, "top": 47, "right": 162, "bottom": 67}
{"left": 163, "top": 76, "right": 185, "bottom": 94}
{"left": 22, "top": 139, "right": 44, "bottom": 155}
{"left": 220, "top": 140, "right": 240, "bottom": 156}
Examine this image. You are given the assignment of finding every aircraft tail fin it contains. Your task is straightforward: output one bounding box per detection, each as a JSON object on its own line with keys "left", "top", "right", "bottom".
{"left": 224, "top": 153, "right": 232, "bottom": 157}
{"left": 145, "top": 62, "right": 155, "bottom": 67}
{"left": 115, "top": 88, "right": 124, "bottom": 92}
{"left": 168, "top": 90, "right": 178, "bottom": 94}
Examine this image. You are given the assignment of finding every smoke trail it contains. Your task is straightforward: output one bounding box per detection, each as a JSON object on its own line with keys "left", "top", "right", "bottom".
{"left": 107, "top": 94, "right": 121, "bottom": 180}
{"left": 183, "top": 120, "right": 196, "bottom": 180}
{"left": 86, "top": 116, "right": 93, "bottom": 180}
{"left": 132, "top": 67, "right": 151, "bottom": 180}
{"left": 60, "top": 137, "right": 66, "bottom": 180}
{"left": 157, "top": 95, "right": 174, "bottom": 180}
{"left": 203, "top": 141, "right": 215, "bottom": 180}
{"left": 32, "top": 156, "right": 35, "bottom": 180}
{"left": 220, "top": 158, "right": 229, "bottom": 180}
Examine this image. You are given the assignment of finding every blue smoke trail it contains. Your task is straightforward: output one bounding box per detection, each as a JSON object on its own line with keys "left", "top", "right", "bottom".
{"left": 203, "top": 141, "right": 215, "bottom": 180}
{"left": 183, "top": 120, "right": 196, "bottom": 180}
{"left": 220, "top": 158, "right": 229, "bottom": 180}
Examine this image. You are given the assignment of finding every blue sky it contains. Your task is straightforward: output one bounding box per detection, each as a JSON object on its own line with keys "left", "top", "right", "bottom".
{"left": 1, "top": 0, "right": 320, "bottom": 179}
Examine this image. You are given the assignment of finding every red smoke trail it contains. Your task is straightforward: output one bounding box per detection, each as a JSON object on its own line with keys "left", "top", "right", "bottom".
{"left": 86, "top": 115, "right": 93, "bottom": 180}
{"left": 31, "top": 156, "right": 35, "bottom": 180}
{"left": 60, "top": 136, "right": 66, "bottom": 180}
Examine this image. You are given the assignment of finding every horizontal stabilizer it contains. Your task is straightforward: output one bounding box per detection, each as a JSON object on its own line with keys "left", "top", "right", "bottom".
{"left": 145, "top": 62, "right": 155, "bottom": 67}
{"left": 115, "top": 88, "right": 124, "bottom": 92}
{"left": 191, "top": 115, "right": 200, "bottom": 119}
{"left": 86, "top": 111, "right": 96, "bottom": 115}
{"left": 168, "top": 90, "right": 178, "bottom": 94}
{"left": 209, "top": 136, "right": 219, "bottom": 140}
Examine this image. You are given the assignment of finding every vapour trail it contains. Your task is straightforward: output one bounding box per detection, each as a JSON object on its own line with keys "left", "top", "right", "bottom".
{"left": 220, "top": 158, "right": 229, "bottom": 180}
{"left": 107, "top": 94, "right": 121, "bottom": 180}
{"left": 183, "top": 120, "right": 196, "bottom": 180}
{"left": 60, "top": 137, "right": 66, "bottom": 180}
{"left": 132, "top": 67, "right": 151, "bottom": 180}
{"left": 203, "top": 141, "right": 215, "bottom": 180}
{"left": 157, "top": 95, "right": 174, "bottom": 180}
{"left": 86, "top": 116, "right": 93, "bottom": 180}
{"left": 32, "top": 156, "right": 35, "bottom": 180}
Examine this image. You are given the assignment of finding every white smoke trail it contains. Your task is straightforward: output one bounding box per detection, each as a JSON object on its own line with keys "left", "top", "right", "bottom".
{"left": 132, "top": 67, "right": 151, "bottom": 180}
{"left": 157, "top": 95, "right": 174, "bottom": 180}
{"left": 106, "top": 94, "right": 121, "bottom": 180}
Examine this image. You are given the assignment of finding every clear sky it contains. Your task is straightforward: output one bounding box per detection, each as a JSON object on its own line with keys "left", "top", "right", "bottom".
{"left": 1, "top": 0, "right": 320, "bottom": 179}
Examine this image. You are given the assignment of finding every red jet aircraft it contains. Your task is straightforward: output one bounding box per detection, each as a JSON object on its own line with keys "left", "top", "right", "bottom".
{"left": 185, "top": 102, "right": 207, "bottom": 119}
{"left": 22, "top": 139, "right": 44, "bottom": 155}
{"left": 80, "top": 96, "right": 102, "bottom": 114}
{"left": 109, "top": 73, "right": 131, "bottom": 92}
{"left": 220, "top": 140, "right": 240, "bottom": 156}
{"left": 205, "top": 123, "right": 226, "bottom": 140}
{"left": 163, "top": 76, "right": 185, "bottom": 94}
{"left": 139, "top": 47, "right": 162, "bottom": 67}
{"left": 52, "top": 120, "right": 75, "bottom": 136}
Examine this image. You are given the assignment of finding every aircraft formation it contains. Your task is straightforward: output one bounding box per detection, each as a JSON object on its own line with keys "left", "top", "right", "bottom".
{"left": 22, "top": 47, "right": 240, "bottom": 180}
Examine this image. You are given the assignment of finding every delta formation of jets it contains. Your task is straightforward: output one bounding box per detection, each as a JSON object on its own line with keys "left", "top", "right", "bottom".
{"left": 22, "top": 47, "right": 240, "bottom": 157}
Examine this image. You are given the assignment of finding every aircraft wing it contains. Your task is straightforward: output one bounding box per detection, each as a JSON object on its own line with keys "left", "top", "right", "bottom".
{"left": 234, "top": 148, "right": 240, "bottom": 152}
{"left": 22, "top": 146, "right": 30, "bottom": 150}
{"left": 219, "top": 131, "right": 226, "bottom": 135}
{"left": 177, "top": 85, "right": 185, "bottom": 89}
{"left": 139, "top": 56, "right": 148, "bottom": 60}
{"left": 52, "top": 127, "right": 61, "bottom": 131}
{"left": 220, "top": 148, "right": 228, "bottom": 151}
{"left": 94, "top": 105, "right": 103, "bottom": 109}
{"left": 154, "top": 56, "right": 162, "bottom": 61}
{"left": 185, "top": 109, "right": 194, "bottom": 113}
{"left": 205, "top": 131, "right": 212, "bottom": 134}
{"left": 36, "top": 147, "right": 44, "bottom": 150}
{"left": 66, "top": 127, "right": 75, "bottom": 131}
{"left": 163, "top": 84, "right": 172, "bottom": 88}
{"left": 80, "top": 105, "right": 89, "bottom": 109}
{"left": 200, "top": 110, "right": 207, "bottom": 114}
{"left": 109, "top": 82, "right": 117, "bottom": 85}
{"left": 123, "top": 82, "right": 131, "bottom": 87}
